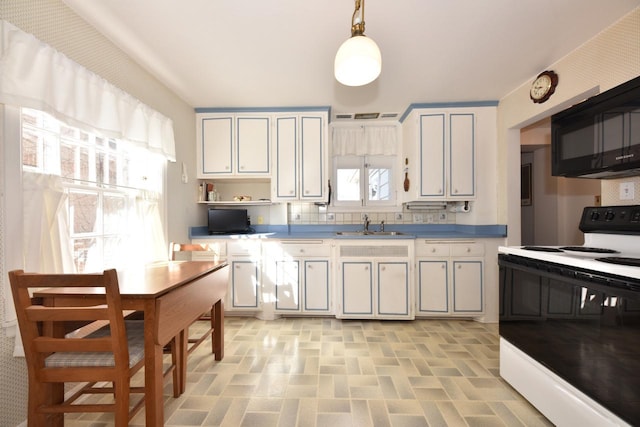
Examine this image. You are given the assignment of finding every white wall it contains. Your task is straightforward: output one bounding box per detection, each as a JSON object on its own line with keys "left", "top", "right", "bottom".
{"left": 498, "top": 7, "right": 640, "bottom": 245}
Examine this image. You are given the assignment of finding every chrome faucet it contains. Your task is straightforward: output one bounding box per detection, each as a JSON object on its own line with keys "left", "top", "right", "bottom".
{"left": 363, "top": 215, "right": 370, "bottom": 232}
{"left": 379, "top": 220, "right": 385, "bottom": 232}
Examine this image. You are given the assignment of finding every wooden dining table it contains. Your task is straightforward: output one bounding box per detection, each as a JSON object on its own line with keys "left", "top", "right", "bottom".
{"left": 34, "top": 260, "right": 229, "bottom": 426}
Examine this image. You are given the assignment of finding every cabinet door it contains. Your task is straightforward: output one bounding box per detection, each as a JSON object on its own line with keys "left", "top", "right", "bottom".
{"left": 452, "top": 260, "right": 483, "bottom": 313}
{"left": 418, "top": 260, "right": 449, "bottom": 314}
{"left": 303, "top": 260, "right": 330, "bottom": 312}
{"left": 236, "top": 116, "right": 270, "bottom": 175}
{"left": 275, "top": 260, "right": 300, "bottom": 311}
{"left": 274, "top": 116, "right": 297, "bottom": 199}
{"left": 341, "top": 262, "right": 373, "bottom": 315}
{"left": 419, "top": 114, "right": 446, "bottom": 197}
{"left": 199, "top": 115, "right": 233, "bottom": 176}
{"left": 449, "top": 113, "right": 475, "bottom": 197}
{"left": 230, "top": 260, "right": 260, "bottom": 309}
{"left": 300, "top": 115, "right": 324, "bottom": 200}
{"left": 377, "top": 262, "right": 409, "bottom": 316}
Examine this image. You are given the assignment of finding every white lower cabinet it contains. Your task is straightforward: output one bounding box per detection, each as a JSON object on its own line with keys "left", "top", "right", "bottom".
{"left": 416, "top": 241, "right": 484, "bottom": 316}
{"left": 264, "top": 240, "right": 332, "bottom": 315}
{"left": 226, "top": 240, "right": 262, "bottom": 311}
{"left": 336, "top": 241, "right": 414, "bottom": 320}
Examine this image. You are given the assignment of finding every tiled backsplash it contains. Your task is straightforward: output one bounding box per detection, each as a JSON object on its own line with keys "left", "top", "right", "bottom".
{"left": 287, "top": 202, "right": 456, "bottom": 225}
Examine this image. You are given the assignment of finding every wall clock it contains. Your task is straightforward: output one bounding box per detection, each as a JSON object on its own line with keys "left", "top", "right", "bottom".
{"left": 530, "top": 70, "right": 558, "bottom": 104}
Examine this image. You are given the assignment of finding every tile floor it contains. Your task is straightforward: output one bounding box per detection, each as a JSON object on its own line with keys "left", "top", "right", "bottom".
{"left": 67, "top": 317, "right": 553, "bottom": 426}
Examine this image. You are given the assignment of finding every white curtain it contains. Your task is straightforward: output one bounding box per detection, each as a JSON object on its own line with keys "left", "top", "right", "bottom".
{"left": 12, "top": 172, "right": 76, "bottom": 356}
{"left": 0, "top": 22, "right": 174, "bottom": 355}
{"left": 0, "top": 21, "right": 176, "bottom": 161}
{"left": 332, "top": 125, "right": 398, "bottom": 156}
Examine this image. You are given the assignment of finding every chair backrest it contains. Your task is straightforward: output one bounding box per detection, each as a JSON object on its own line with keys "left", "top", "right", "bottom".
{"left": 9, "top": 269, "right": 133, "bottom": 379}
{"left": 169, "top": 241, "right": 220, "bottom": 261}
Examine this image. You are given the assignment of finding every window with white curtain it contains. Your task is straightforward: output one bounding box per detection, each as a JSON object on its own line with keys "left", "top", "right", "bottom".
{"left": 21, "top": 107, "right": 165, "bottom": 272}
{"left": 332, "top": 124, "right": 399, "bottom": 207}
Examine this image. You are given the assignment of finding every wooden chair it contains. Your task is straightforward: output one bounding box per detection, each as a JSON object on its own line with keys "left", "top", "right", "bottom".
{"left": 168, "top": 242, "right": 221, "bottom": 356}
{"left": 9, "top": 269, "right": 180, "bottom": 426}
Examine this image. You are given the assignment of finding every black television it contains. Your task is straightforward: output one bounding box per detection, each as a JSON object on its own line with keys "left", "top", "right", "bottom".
{"left": 207, "top": 208, "right": 250, "bottom": 235}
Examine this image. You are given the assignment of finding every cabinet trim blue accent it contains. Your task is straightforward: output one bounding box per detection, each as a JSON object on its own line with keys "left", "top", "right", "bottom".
{"left": 195, "top": 106, "right": 331, "bottom": 114}
{"left": 400, "top": 101, "right": 498, "bottom": 123}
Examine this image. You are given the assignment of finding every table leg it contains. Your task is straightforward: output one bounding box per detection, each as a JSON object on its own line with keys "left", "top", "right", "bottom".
{"left": 178, "top": 329, "right": 187, "bottom": 395}
{"left": 213, "top": 299, "right": 224, "bottom": 361}
{"left": 144, "top": 303, "right": 164, "bottom": 426}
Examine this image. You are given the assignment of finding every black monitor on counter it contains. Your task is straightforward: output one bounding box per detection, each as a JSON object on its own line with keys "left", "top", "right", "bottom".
{"left": 207, "top": 208, "right": 250, "bottom": 235}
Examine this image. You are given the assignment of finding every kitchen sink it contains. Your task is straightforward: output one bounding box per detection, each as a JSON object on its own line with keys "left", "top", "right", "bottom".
{"left": 335, "top": 231, "right": 405, "bottom": 236}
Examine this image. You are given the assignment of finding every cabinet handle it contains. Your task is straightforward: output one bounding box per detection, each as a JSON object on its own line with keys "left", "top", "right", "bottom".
{"left": 364, "top": 266, "right": 369, "bottom": 271}
{"left": 431, "top": 248, "right": 436, "bottom": 253}
{"left": 307, "top": 264, "right": 312, "bottom": 269}
{"left": 454, "top": 189, "right": 459, "bottom": 194}
{"left": 240, "top": 165, "right": 245, "bottom": 170}
{"left": 299, "top": 249, "right": 305, "bottom": 254}
{"left": 457, "top": 264, "right": 462, "bottom": 269}
{"left": 441, "top": 264, "right": 445, "bottom": 269}
{"left": 381, "top": 266, "right": 386, "bottom": 271}
{"left": 466, "top": 247, "right": 471, "bottom": 253}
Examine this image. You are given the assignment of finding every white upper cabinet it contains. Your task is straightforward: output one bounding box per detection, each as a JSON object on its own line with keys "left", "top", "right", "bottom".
{"left": 272, "top": 111, "right": 328, "bottom": 202}
{"left": 196, "top": 112, "right": 270, "bottom": 178}
{"left": 402, "top": 104, "right": 496, "bottom": 201}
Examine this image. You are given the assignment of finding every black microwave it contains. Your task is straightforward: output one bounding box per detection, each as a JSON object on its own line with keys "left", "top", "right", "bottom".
{"left": 207, "top": 208, "right": 251, "bottom": 235}
{"left": 551, "top": 75, "right": 640, "bottom": 179}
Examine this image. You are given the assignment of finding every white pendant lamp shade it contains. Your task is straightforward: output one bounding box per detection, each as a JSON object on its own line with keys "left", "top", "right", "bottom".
{"left": 334, "top": 35, "right": 381, "bottom": 86}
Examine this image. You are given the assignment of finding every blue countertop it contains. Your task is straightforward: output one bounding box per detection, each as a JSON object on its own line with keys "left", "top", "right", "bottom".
{"left": 189, "top": 224, "right": 507, "bottom": 240}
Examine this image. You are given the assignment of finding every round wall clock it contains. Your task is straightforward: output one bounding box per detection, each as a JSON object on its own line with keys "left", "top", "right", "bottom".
{"left": 530, "top": 70, "right": 558, "bottom": 104}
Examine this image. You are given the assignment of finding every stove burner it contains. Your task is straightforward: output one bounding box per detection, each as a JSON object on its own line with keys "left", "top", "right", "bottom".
{"left": 521, "top": 246, "right": 564, "bottom": 252}
{"left": 596, "top": 257, "right": 640, "bottom": 267}
{"left": 559, "top": 246, "right": 619, "bottom": 254}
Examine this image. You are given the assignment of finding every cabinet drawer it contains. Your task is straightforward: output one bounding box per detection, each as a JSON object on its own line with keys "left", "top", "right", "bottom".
{"left": 227, "top": 240, "right": 261, "bottom": 256}
{"left": 450, "top": 242, "right": 484, "bottom": 257}
{"left": 415, "top": 243, "right": 450, "bottom": 257}
{"left": 280, "top": 240, "right": 330, "bottom": 257}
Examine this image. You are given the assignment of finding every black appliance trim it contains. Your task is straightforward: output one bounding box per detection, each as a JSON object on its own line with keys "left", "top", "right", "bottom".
{"left": 498, "top": 253, "right": 640, "bottom": 295}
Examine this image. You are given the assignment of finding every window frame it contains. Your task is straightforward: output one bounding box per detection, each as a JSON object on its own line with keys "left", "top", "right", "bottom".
{"left": 15, "top": 107, "right": 168, "bottom": 273}
{"left": 332, "top": 154, "right": 398, "bottom": 208}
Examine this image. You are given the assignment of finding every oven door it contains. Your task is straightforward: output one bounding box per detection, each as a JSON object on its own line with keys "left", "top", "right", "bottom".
{"left": 499, "top": 254, "right": 640, "bottom": 425}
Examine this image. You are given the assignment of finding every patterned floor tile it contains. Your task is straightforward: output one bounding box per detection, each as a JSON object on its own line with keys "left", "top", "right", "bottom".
{"left": 62, "top": 317, "right": 553, "bottom": 426}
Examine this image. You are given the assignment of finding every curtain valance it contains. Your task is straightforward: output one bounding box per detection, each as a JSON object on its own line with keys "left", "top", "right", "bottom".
{"left": 0, "top": 21, "right": 176, "bottom": 161}
{"left": 332, "top": 125, "right": 398, "bottom": 156}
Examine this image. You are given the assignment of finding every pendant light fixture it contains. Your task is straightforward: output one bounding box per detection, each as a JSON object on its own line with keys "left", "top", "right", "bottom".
{"left": 334, "top": 0, "right": 381, "bottom": 86}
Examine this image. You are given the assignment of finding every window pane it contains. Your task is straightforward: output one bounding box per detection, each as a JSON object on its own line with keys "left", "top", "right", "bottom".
{"left": 73, "top": 237, "right": 97, "bottom": 273}
{"left": 368, "top": 167, "right": 391, "bottom": 201}
{"left": 60, "top": 142, "right": 75, "bottom": 179}
{"left": 103, "top": 236, "right": 123, "bottom": 269}
{"left": 103, "top": 194, "right": 126, "bottom": 234}
{"left": 337, "top": 168, "right": 360, "bottom": 201}
{"left": 22, "top": 128, "right": 39, "bottom": 168}
{"left": 69, "top": 191, "right": 99, "bottom": 234}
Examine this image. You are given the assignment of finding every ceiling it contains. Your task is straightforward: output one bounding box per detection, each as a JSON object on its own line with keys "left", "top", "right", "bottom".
{"left": 62, "top": 0, "right": 640, "bottom": 118}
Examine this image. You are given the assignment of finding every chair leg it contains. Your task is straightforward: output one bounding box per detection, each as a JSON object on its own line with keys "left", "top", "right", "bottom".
{"left": 28, "top": 378, "right": 62, "bottom": 427}
{"left": 113, "top": 378, "right": 129, "bottom": 427}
